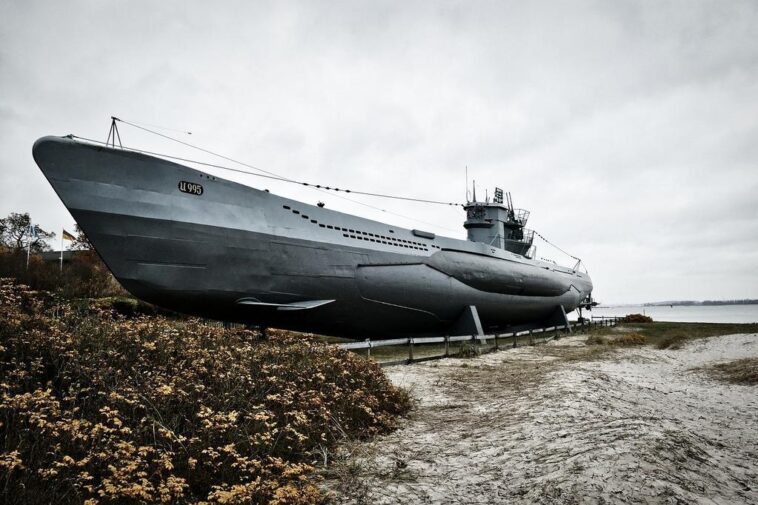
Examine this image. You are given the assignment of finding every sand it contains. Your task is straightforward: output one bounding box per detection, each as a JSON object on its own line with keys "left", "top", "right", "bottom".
{"left": 325, "top": 333, "right": 758, "bottom": 504}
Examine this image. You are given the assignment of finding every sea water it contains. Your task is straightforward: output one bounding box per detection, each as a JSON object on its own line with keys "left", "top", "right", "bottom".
{"left": 588, "top": 304, "right": 758, "bottom": 324}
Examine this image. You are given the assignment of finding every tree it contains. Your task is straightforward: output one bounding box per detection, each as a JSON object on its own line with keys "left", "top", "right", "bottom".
{"left": 0, "top": 212, "right": 55, "bottom": 253}
{"left": 69, "top": 224, "right": 93, "bottom": 251}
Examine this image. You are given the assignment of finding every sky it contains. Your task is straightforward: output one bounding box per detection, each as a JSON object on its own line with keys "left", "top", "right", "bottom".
{"left": 1, "top": 0, "right": 756, "bottom": 304}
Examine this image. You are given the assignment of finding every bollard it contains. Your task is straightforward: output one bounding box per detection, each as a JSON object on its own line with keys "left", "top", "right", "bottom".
{"left": 366, "top": 339, "right": 371, "bottom": 359}
{"left": 528, "top": 329, "right": 534, "bottom": 346}
{"left": 444, "top": 335, "right": 450, "bottom": 357}
{"left": 513, "top": 333, "right": 518, "bottom": 348}
{"left": 408, "top": 338, "right": 414, "bottom": 362}
{"left": 494, "top": 333, "right": 499, "bottom": 350}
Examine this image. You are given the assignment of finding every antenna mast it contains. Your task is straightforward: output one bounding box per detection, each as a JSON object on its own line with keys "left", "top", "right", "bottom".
{"left": 465, "top": 166, "right": 469, "bottom": 203}
{"left": 105, "top": 117, "right": 123, "bottom": 148}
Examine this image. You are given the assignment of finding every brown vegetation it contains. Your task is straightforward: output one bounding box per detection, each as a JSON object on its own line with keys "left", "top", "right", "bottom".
{"left": 656, "top": 334, "right": 687, "bottom": 350}
{"left": 0, "top": 280, "right": 410, "bottom": 504}
{"left": 620, "top": 313, "right": 653, "bottom": 323}
{"left": 585, "top": 332, "right": 647, "bottom": 347}
{"left": 585, "top": 334, "right": 608, "bottom": 345}
{"left": 1, "top": 211, "right": 124, "bottom": 299}
{"left": 0, "top": 250, "right": 125, "bottom": 298}
{"left": 696, "top": 358, "right": 758, "bottom": 385}
{"left": 612, "top": 332, "right": 647, "bottom": 346}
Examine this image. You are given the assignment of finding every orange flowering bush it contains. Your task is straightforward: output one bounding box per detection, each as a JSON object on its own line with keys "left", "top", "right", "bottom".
{"left": 0, "top": 279, "right": 410, "bottom": 504}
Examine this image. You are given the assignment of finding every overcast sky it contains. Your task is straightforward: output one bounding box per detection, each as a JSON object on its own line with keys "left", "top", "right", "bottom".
{"left": 1, "top": 0, "right": 756, "bottom": 304}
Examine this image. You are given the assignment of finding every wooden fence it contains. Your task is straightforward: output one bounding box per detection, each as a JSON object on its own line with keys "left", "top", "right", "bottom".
{"left": 340, "top": 317, "right": 620, "bottom": 366}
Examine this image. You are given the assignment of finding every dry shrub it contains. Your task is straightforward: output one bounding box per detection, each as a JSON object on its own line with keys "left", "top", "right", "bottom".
{"left": 585, "top": 335, "right": 607, "bottom": 346}
{"left": 620, "top": 313, "right": 653, "bottom": 323}
{"left": 611, "top": 333, "right": 647, "bottom": 346}
{"left": 657, "top": 334, "right": 687, "bottom": 350}
{"left": 586, "top": 333, "right": 647, "bottom": 347}
{"left": 0, "top": 279, "right": 410, "bottom": 504}
{"left": 700, "top": 358, "right": 758, "bottom": 385}
{"left": 0, "top": 250, "right": 125, "bottom": 299}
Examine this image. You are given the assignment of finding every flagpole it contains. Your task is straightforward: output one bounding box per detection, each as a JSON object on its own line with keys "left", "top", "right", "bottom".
{"left": 60, "top": 228, "right": 64, "bottom": 273}
{"left": 26, "top": 224, "right": 32, "bottom": 269}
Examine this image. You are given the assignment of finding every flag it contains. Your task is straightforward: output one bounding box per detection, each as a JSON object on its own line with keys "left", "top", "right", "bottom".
{"left": 62, "top": 229, "right": 76, "bottom": 241}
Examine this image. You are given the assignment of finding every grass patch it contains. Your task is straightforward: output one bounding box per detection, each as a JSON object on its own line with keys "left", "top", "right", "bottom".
{"left": 617, "top": 322, "right": 758, "bottom": 350}
{"left": 696, "top": 358, "right": 758, "bottom": 385}
{"left": 585, "top": 333, "right": 646, "bottom": 347}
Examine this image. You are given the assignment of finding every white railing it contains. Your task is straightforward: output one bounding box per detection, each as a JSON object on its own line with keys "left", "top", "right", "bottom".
{"left": 339, "top": 317, "right": 619, "bottom": 366}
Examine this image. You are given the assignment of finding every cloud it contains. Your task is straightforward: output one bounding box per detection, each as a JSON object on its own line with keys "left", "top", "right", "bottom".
{"left": 1, "top": 0, "right": 757, "bottom": 303}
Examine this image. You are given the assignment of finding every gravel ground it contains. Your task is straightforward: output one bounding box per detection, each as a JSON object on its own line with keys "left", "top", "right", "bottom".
{"left": 324, "top": 332, "right": 758, "bottom": 504}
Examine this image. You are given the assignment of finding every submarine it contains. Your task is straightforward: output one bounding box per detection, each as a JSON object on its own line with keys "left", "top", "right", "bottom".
{"left": 33, "top": 134, "right": 593, "bottom": 338}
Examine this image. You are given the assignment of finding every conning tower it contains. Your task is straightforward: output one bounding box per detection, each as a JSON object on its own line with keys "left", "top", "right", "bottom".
{"left": 463, "top": 187, "right": 535, "bottom": 257}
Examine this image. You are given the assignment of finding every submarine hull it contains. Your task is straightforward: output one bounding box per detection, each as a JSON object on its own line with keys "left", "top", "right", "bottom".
{"left": 33, "top": 136, "right": 593, "bottom": 338}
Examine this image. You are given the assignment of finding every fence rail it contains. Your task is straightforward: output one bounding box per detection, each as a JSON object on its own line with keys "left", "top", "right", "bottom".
{"left": 340, "top": 317, "right": 620, "bottom": 366}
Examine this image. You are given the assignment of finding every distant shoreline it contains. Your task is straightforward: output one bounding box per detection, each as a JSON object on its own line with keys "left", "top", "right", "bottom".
{"left": 589, "top": 304, "right": 758, "bottom": 324}
{"left": 597, "top": 301, "right": 758, "bottom": 308}
{"left": 644, "top": 300, "right": 758, "bottom": 307}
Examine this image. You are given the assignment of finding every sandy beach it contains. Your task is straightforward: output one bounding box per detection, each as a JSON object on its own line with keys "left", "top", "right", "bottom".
{"left": 326, "top": 332, "right": 758, "bottom": 504}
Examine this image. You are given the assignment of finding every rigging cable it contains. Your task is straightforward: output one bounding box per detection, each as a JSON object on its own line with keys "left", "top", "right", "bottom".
{"left": 76, "top": 124, "right": 587, "bottom": 249}
{"left": 67, "top": 133, "right": 462, "bottom": 234}
{"left": 71, "top": 129, "right": 585, "bottom": 249}
{"left": 532, "top": 230, "right": 582, "bottom": 263}
{"left": 112, "top": 117, "right": 461, "bottom": 207}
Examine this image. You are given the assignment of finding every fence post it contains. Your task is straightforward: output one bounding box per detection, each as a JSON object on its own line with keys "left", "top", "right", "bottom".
{"left": 444, "top": 335, "right": 450, "bottom": 357}
{"left": 528, "top": 329, "right": 534, "bottom": 346}
{"left": 513, "top": 332, "right": 518, "bottom": 348}
{"left": 494, "top": 333, "right": 499, "bottom": 350}
{"left": 408, "top": 338, "right": 414, "bottom": 362}
{"left": 366, "top": 339, "right": 371, "bottom": 359}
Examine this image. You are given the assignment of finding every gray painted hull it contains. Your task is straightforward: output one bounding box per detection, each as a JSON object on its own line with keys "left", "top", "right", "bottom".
{"left": 32, "top": 136, "right": 593, "bottom": 338}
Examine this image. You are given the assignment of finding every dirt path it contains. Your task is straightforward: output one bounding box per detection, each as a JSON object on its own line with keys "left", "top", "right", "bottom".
{"left": 325, "top": 333, "right": 758, "bottom": 504}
